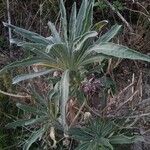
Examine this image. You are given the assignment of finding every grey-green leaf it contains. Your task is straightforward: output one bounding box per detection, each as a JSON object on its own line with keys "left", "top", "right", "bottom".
{"left": 76, "top": 0, "right": 88, "bottom": 36}
{"left": 12, "top": 69, "right": 54, "bottom": 84}
{"left": 18, "top": 42, "right": 55, "bottom": 61}
{"left": 60, "top": 70, "right": 69, "bottom": 131}
{"left": 60, "top": 0, "right": 68, "bottom": 43}
{"left": 3, "top": 22, "right": 50, "bottom": 45}
{"left": 47, "top": 21, "right": 61, "bottom": 43}
{"left": 109, "top": 135, "right": 145, "bottom": 144}
{"left": 81, "top": 0, "right": 94, "bottom": 34}
{"left": 69, "top": 2, "right": 77, "bottom": 42}
{"left": 16, "top": 103, "right": 46, "bottom": 115}
{"left": 92, "top": 20, "right": 108, "bottom": 32}
{"left": 96, "top": 24, "right": 122, "bottom": 43}
{"left": 0, "top": 57, "right": 47, "bottom": 75}
{"left": 74, "top": 31, "right": 97, "bottom": 51}
{"left": 46, "top": 43, "right": 69, "bottom": 67}
{"left": 23, "top": 128, "right": 45, "bottom": 150}
{"left": 89, "top": 42, "right": 150, "bottom": 62}
{"left": 99, "top": 138, "right": 114, "bottom": 150}
{"left": 80, "top": 55, "right": 107, "bottom": 66}
{"left": 29, "top": 85, "right": 47, "bottom": 107}
{"left": 6, "top": 117, "right": 46, "bottom": 129}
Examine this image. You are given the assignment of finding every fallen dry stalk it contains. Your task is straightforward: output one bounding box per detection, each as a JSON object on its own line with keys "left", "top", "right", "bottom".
{"left": 69, "top": 100, "right": 86, "bottom": 127}
{"left": 102, "top": 0, "right": 133, "bottom": 32}
{"left": 116, "top": 90, "right": 138, "bottom": 111}
{"left": 0, "top": 89, "right": 31, "bottom": 99}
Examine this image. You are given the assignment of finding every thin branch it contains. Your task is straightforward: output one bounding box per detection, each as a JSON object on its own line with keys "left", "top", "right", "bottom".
{"left": 6, "top": 0, "right": 12, "bottom": 46}
{"left": 116, "top": 90, "right": 138, "bottom": 111}
{"left": 102, "top": 0, "right": 133, "bottom": 32}
{"left": 0, "top": 89, "right": 31, "bottom": 99}
{"left": 69, "top": 100, "right": 86, "bottom": 127}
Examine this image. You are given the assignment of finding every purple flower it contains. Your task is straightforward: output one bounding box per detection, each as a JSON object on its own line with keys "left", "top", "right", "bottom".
{"left": 81, "top": 77, "right": 103, "bottom": 95}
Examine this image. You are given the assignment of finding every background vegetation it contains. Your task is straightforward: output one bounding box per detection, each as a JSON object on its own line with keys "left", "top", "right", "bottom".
{"left": 0, "top": 0, "right": 150, "bottom": 149}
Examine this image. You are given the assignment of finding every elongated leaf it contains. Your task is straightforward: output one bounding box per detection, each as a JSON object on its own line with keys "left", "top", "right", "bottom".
{"left": 73, "top": 39, "right": 94, "bottom": 67}
{"left": 80, "top": 55, "right": 107, "bottom": 66}
{"left": 16, "top": 103, "right": 46, "bottom": 115}
{"left": 76, "top": 0, "right": 88, "bottom": 36}
{"left": 92, "top": 20, "right": 108, "bottom": 32}
{"left": 9, "top": 38, "right": 22, "bottom": 44}
{"left": 99, "top": 138, "right": 113, "bottom": 150}
{"left": 60, "top": 0, "right": 68, "bottom": 43}
{"left": 75, "top": 142, "right": 90, "bottom": 150}
{"left": 13, "top": 69, "right": 54, "bottom": 84}
{"left": 46, "top": 43, "right": 69, "bottom": 68}
{"left": 0, "top": 57, "right": 48, "bottom": 74}
{"left": 74, "top": 31, "right": 97, "bottom": 51}
{"left": 81, "top": 0, "right": 94, "bottom": 34}
{"left": 88, "top": 42, "right": 150, "bottom": 62}
{"left": 60, "top": 70, "right": 69, "bottom": 131}
{"left": 96, "top": 24, "right": 122, "bottom": 43}
{"left": 109, "top": 135, "right": 145, "bottom": 144}
{"left": 69, "top": 2, "right": 77, "bottom": 43}
{"left": 47, "top": 21, "right": 61, "bottom": 43}
{"left": 3, "top": 22, "right": 50, "bottom": 45}
{"left": 29, "top": 85, "right": 47, "bottom": 107}
{"left": 6, "top": 117, "right": 46, "bottom": 129}
{"left": 46, "top": 36, "right": 56, "bottom": 43}
{"left": 23, "top": 128, "right": 45, "bottom": 150}
{"left": 69, "top": 127, "right": 93, "bottom": 141}
{"left": 19, "top": 42, "right": 56, "bottom": 61}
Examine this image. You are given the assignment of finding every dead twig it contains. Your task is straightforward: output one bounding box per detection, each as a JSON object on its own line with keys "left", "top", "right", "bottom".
{"left": 69, "top": 100, "right": 86, "bottom": 127}
{"left": 116, "top": 90, "right": 138, "bottom": 111}
{"left": 6, "top": 0, "right": 12, "bottom": 46}
{"left": 102, "top": 0, "right": 133, "bottom": 32}
{"left": 0, "top": 89, "right": 31, "bottom": 99}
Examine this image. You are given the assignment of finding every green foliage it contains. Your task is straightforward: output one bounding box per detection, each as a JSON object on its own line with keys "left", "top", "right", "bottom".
{"left": 0, "top": 130, "right": 7, "bottom": 149}
{"left": 95, "top": 0, "right": 124, "bottom": 11}
{"left": 1, "top": 0, "right": 150, "bottom": 149}
{"left": 69, "top": 119, "right": 144, "bottom": 150}
{"left": 6, "top": 85, "right": 61, "bottom": 150}
{"left": 95, "top": 0, "right": 108, "bottom": 10}
{"left": 0, "top": 36, "right": 5, "bottom": 47}
{"left": 113, "top": 0, "right": 124, "bottom": 11}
